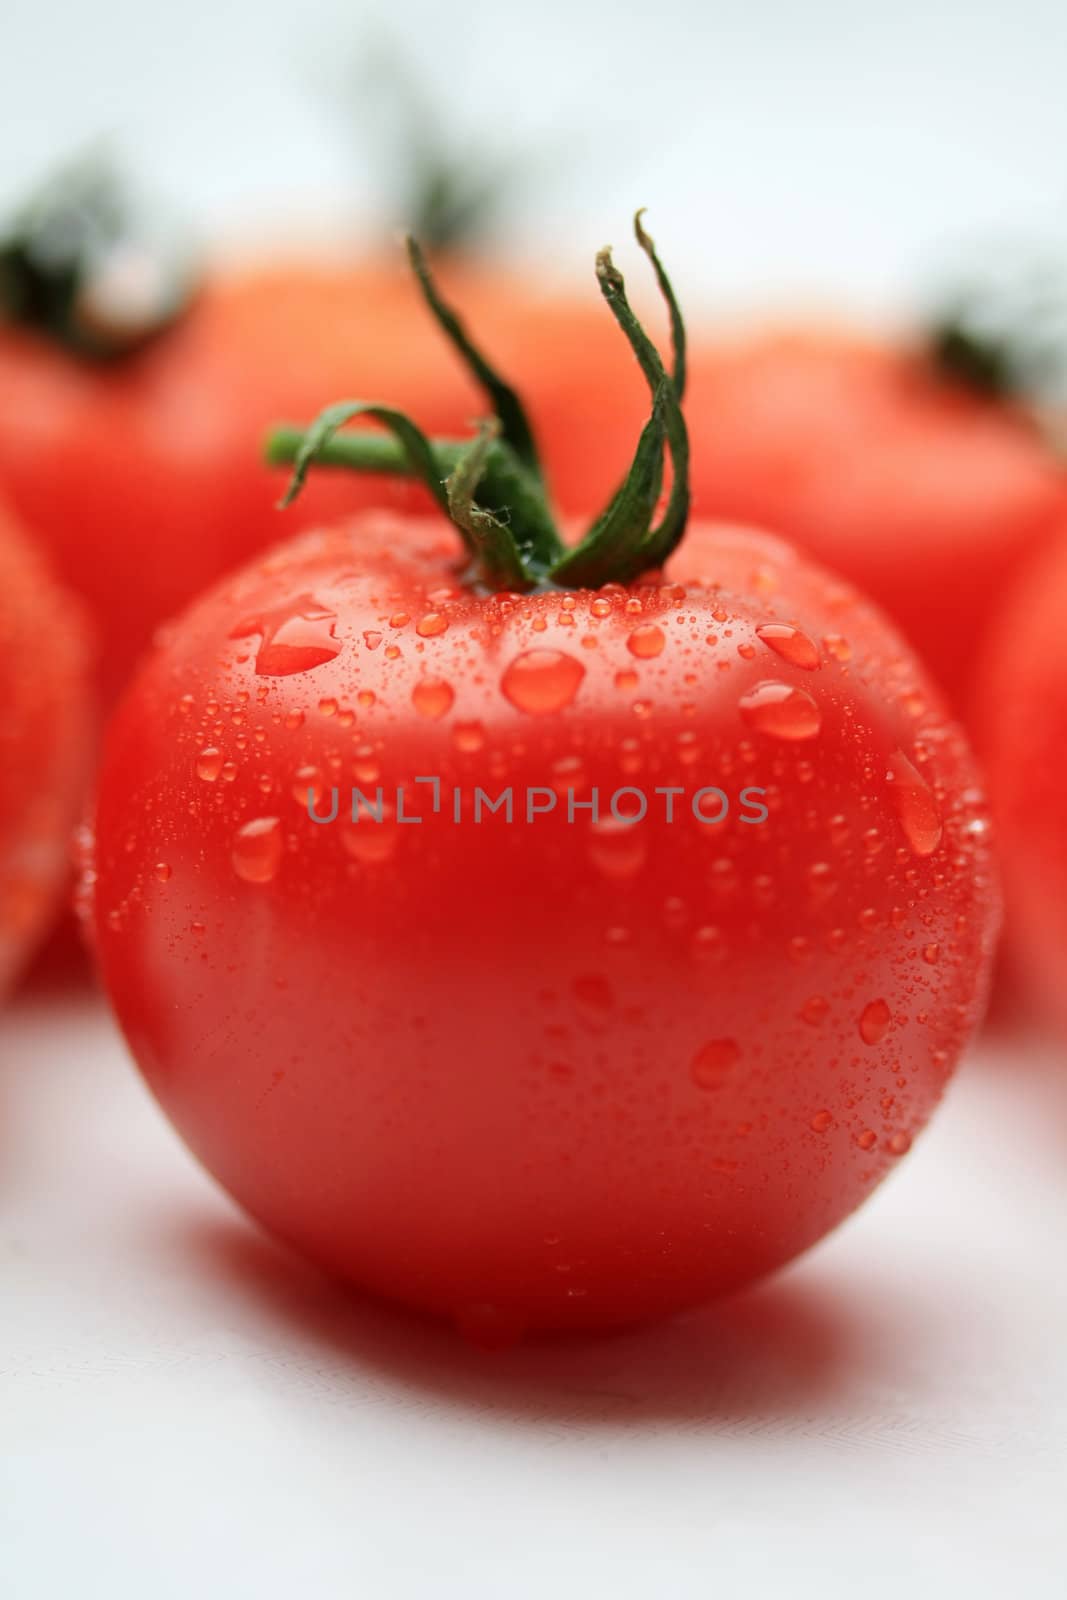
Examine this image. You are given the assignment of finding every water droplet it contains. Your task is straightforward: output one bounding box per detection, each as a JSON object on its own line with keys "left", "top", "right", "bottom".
{"left": 591, "top": 597, "right": 613, "bottom": 618}
{"left": 453, "top": 720, "right": 485, "bottom": 752}
{"left": 196, "top": 747, "right": 223, "bottom": 782}
{"left": 291, "top": 765, "right": 323, "bottom": 806}
{"left": 154, "top": 862, "right": 171, "bottom": 883}
{"left": 691, "top": 1038, "right": 740, "bottom": 1091}
{"left": 855, "top": 1128, "right": 877, "bottom": 1151}
{"left": 363, "top": 630, "right": 382, "bottom": 650}
{"left": 887, "top": 1131, "right": 912, "bottom": 1156}
{"left": 342, "top": 813, "right": 397, "bottom": 864}
{"left": 412, "top": 677, "right": 455, "bottom": 720}
{"left": 416, "top": 612, "right": 448, "bottom": 638}
{"left": 232, "top": 817, "right": 283, "bottom": 884}
{"left": 755, "top": 622, "right": 820, "bottom": 670}
{"left": 588, "top": 817, "right": 647, "bottom": 879}
{"left": 501, "top": 649, "right": 585, "bottom": 714}
{"left": 810, "top": 1109, "right": 834, "bottom": 1133}
{"left": 739, "top": 680, "right": 822, "bottom": 740}
{"left": 922, "top": 943, "right": 940, "bottom": 965}
{"left": 572, "top": 974, "right": 614, "bottom": 1014}
{"left": 318, "top": 697, "right": 338, "bottom": 718}
{"left": 627, "top": 623, "right": 666, "bottom": 659}
{"left": 801, "top": 995, "right": 829, "bottom": 1026}
{"left": 230, "top": 595, "right": 340, "bottom": 676}
{"left": 614, "top": 669, "right": 639, "bottom": 693}
{"left": 886, "top": 751, "right": 942, "bottom": 857}
{"left": 859, "top": 998, "right": 892, "bottom": 1045}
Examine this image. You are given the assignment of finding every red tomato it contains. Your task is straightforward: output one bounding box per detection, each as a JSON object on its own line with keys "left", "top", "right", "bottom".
{"left": 88, "top": 227, "right": 998, "bottom": 1335}
{"left": 89, "top": 507, "right": 998, "bottom": 1333}
{"left": 0, "top": 255, "right": 643, "bottom": 708}
{"left": 0, "top": 500, "right": 91, "bottom": 995}
{"left": 977, "top": 533, "right": 1067, "bottom": 1035}
{"left": 682, "top": 329, "right": 1066, "bottom": 716}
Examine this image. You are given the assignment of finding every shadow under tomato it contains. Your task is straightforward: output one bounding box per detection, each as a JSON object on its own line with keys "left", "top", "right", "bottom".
{"left": 177, "top": 1214, "right": 901, "bottom": 1430}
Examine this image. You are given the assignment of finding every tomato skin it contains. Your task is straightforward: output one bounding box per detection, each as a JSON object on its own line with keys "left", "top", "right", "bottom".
{"left": 978, "top": 535, "right": 1067, "bottom": 1035}
{"left": 0, "top": 259, "right": 643, "bottom": 707}
{"left": 0, "top": 500, "right": 92, "bottom": 995}
{"left": 90, "top": 514, "right": 998, "bottom": 1333}
{"left": 682, "top": 330, "right": 1067, "bottom": 715}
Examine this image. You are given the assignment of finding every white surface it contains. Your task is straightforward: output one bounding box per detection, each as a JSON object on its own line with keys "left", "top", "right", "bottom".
{"left": 2, "top": 995, "right": 1065, "bottom": 1598}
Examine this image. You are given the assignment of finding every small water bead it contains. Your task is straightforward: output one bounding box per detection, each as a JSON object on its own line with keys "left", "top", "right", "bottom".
{"left": 887, "top": 1131, "right": 912, "bottom": 1156}
{"left": 501, "top": 650, "right": 585, "bottom": 714}
{"left": 588, "top": 817, "right": 647, "bottom": 879}
{"left": 453, "top": 720, "right": 485, "bottom": 752}
{"left": 416, "top": 612, "right": 449, "bottom": 638}
{"left": 232, "top": 817, "right": 283, "bottom": 884}
{"left": 389, "top": 612, "right": 410, "bottom": 628}
{"left": 922, "top": 943, "right": 940, "bottom": 965}
{"left": 627, "top": 623, "right": 666, "bottom": 659}
{"left": 855, "top": 1128, "right": 878, "bottom": 1151}
{"left": 801, "top": 995, "right": 830, "bottom": 1026}
{"left": 196, "top": 747, "right": 223, "bottom": 782}
{"left": 859, "top": 998, "right": 892, "bottom": 1045}
{"left": 318, "top": 697, "right": 338, "bottom": 718}
{"left": 591, "top": 597, "right": 613, "bottom": 618}
{"left": 342, "top": 814, "right": 397, "bottom": 864}
{"left": 363, "top": 630, "right": 382, "bottom": 650}
{"left": 220, "top": 761, "right": 238, "bottom": 783}
{"left": 810, "top": 1109, "right": 834, "bottom": 1134}
{"left": 291, "top": 765, "right": 324, "bottom": 806}
{"left": 615, "top": 669, "right": 639, "bottom": 693}
{"left": 886, "top": 751, "right": 942, "bottom": 857}
{"left": 230, "top": 595, "right": 340, "bottom": 677}
{"left": 690, "top": 1038, "right": 740, "bottom": 1091}
{"left": 739, "top": 681, "right": 822, "bottom": 740}
{"left": 412, "top": 677, "right": 455, "bottom": 720}
{"left": 755, "top": 622, "right": 820, "bottom": 670}
{"left": 154, "top": 862, "right": 171, "bottom": 883}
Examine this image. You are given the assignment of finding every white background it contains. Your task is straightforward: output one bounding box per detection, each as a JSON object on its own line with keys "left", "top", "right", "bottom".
{"left": 2, "top": 3, "right": 1067, "bottom": 1596}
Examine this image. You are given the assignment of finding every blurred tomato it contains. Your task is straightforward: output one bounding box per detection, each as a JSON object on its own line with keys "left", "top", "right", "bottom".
{"left": 681, "top": 328, "right": 1067, "bottom": 717}
{"left": 0, "top": 499, "right": 91, "bottom": 996}
{"left": 978, "top": 533, "right": 1067, "bottom": 1036}
{"left": 1, "top": 233, "right": 646, "bottom": 707}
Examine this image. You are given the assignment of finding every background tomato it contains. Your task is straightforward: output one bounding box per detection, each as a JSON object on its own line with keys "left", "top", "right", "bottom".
{"left": 89, "top": 507, "right": 998, "bottom": 1335}
{"left": 977, "top": 533, "right": 1067, "bottom": 1035}
{"left": 0, "top": 246, "right": 647, "bottom": 709}
{"left": 0, "top": 499, "right": 91, "bottom": 996}
{"left": 680, "top": 328, "right": 1067, "bottom": 718}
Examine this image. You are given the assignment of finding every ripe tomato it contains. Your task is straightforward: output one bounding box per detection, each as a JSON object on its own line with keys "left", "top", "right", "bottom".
{"left": 0, "top": 169, "right": 643, "bottom": 708}
{"left": 89, "top": 227, "right": 999, "bottom": 1335}
{"left": 682, "top": 328, "right": 1066, "bottom": 716}
{"left": 977, "top": 534, "right": 1067, "bottom": 1035}
{"left": 0, "top": 499, "right": 91, "bottom": 996}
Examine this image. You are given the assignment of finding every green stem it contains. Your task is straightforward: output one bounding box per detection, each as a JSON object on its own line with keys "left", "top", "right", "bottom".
{"left": 266, "top": 210, "right": 692, "bottom": 592}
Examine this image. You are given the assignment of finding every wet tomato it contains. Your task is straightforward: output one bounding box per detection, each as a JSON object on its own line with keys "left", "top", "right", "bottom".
{"left": 0, "top": 499, "right": 91, "bottom": 996}
{"left": 88, "top": 222, "right": 999, "bottom": 1336}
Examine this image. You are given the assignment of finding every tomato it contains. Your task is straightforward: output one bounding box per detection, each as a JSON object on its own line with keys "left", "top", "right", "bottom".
{"left": 977, "top": 533, "right": 1067, "bottom": 1035}
{"left": 89, "top": 225, "right": 999, "bottom": 1336}
{"left": 681, "top": 328, "right": 1066, "bottom": 717}
{"left": 0, "top": 499, "right": 91, "bottom": 996}
{"left": 0, "top": 169, "right": 644, "bottom": 709}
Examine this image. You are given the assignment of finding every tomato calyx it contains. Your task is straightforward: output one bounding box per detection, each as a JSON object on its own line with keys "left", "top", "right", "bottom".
{"left": 266, "top": 211, "right": 691, "bottom": 593}
{"left": 0, "top": 153, "right": 197, "bottom": 361}
{"left": 926, "top": 254, "right": 1067, "bottom": 444}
